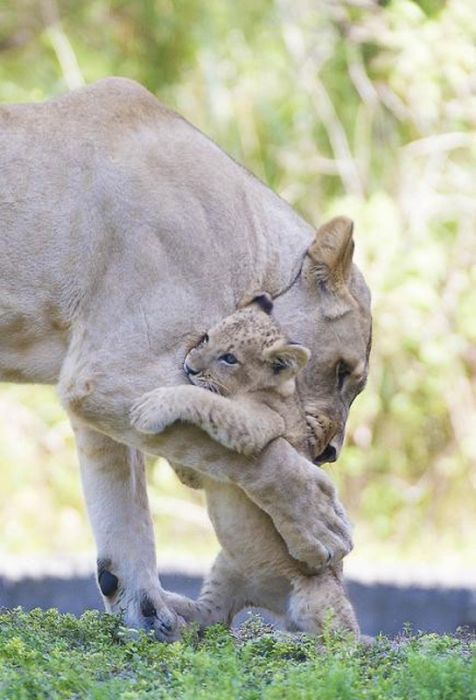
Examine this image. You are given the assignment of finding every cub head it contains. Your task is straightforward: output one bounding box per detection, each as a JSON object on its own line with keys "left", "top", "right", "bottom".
{"left": 184, "top": 294, "right": 311, "bottom": 397}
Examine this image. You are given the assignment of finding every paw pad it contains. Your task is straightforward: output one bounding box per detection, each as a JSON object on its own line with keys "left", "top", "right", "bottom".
{"left": 98, "top": 570, "right": 119, "bottom": 597}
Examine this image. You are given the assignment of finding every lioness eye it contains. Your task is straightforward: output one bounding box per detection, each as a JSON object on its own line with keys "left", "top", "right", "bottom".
{"left": 198, "top": 333, "right": 209, "bottom": 347}
{"left": 219, "top": 353, "right": 238, "bottom": 365}
{"left": 336, "top": 361, "right": 351, "bottom": 390}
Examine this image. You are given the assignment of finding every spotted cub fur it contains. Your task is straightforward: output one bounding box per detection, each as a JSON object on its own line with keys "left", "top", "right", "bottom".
{"left": 131, "top": 295, "right": 311, "bottom": 458}
{"left": 131, "top": 295, "right": 358, "bottom": 637}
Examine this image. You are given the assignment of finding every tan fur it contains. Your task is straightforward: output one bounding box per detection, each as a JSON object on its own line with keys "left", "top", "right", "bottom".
{"left": 0, "top": 79, "right": 371, "bottom": 639}
{"left": 131, "top": 302, "right": 311, "bottom": 457}
{"left": 133, "top": 302, "right": 358, "bottom": 635}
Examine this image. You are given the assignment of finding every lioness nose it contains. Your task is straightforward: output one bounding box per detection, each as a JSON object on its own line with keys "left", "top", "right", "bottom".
{"left": 183, "top": 362, "right": 199, "bottom": 376}
{"left": 314, "top": 444, "right": 337, "bottom": 465}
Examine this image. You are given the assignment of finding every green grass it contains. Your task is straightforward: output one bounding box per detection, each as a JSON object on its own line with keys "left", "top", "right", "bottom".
{"left": 0, "top": 609, "right": 474, "bottom": 699}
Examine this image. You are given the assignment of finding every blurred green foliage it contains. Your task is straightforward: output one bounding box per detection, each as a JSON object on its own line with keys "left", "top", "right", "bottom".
{"left": 0, "top": 0, "right": 475, "bottom": 575}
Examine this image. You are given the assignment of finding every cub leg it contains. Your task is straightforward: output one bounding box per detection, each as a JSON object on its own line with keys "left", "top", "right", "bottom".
{"left": 286, "top": 566, "right": 359, "bottom": 637}
{"left": 73, "top": 424, "right": 183, "bottom": 641}
{"left": 130, "top": 386, "right": 284, "bottom": 456}
{"left": 164, "top": 551, "right": 248, "bottom": 628}
{"left": 204, "top": 480, "right": 358, "bottom": 637}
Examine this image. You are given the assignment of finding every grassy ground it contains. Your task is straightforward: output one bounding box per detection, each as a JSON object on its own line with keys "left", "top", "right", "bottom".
{"left": 0, "top": 609, "right": 474, "bottom": 700}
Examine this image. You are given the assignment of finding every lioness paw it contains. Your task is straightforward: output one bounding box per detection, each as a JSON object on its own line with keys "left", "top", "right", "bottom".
{"left": 98, "top": 561, "right": 185, "bottom": 642}
{"left": 125, "top": 589, "right": 185, "bottom": 642}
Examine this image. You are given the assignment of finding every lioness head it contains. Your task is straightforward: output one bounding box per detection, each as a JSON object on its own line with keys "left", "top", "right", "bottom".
{"left": 184, "top": 294, "right": 310, "bottom": 398}
{"left": 273, "top": 216, "right": 372, "bottom": 465}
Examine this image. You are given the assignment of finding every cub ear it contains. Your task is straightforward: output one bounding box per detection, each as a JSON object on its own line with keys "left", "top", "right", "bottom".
{"left": 250, "top": 292, "right": 273, "bottom": 315}
{"left": 264, "top": 340, "right": 311, "bottom": 379}
{"left": 307, "top": 216, "right": 356, "bottom": 319}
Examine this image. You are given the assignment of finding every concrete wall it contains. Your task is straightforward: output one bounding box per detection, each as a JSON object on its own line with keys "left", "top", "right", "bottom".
{"left": 1, "top": 572, "right": 475, "bottom": 637}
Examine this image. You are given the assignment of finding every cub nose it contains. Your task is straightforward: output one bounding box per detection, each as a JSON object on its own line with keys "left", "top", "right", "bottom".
{"left": 183, "top": 362, "right": 199, "bottom": 376}
{"left": 313, "top": 444, "right": 337, "bottom": 465}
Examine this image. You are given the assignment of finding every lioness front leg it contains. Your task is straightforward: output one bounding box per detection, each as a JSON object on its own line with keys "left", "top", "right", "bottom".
{"left": 72, "top": 424, "right": 183, "bottom": 641}
{"left": 130, "top": 386, "right": 284, "bottom": 456}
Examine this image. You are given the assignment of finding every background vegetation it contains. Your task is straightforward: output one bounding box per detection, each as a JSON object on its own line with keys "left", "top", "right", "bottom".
{"left": 0, "top": 0, "right": 475, "bottom": 580}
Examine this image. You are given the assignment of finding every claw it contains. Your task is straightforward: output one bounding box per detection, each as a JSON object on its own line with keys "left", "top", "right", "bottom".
{"left": 158, "top": 616, "right": 174, "bottom": 632}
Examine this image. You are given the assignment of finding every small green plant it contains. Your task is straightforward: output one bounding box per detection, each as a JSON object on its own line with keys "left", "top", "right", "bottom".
{"left": 0, "top": 609, "right": 474, "bottom": 699}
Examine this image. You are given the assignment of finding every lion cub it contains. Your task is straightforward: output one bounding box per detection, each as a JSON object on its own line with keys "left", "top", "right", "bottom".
{"left": 131, "top": 295, "right": 358, "bottom": 636}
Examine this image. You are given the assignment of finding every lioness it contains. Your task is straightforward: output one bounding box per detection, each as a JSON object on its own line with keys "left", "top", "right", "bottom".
{"left": 131, "top": 295, "right": 358, "bottom": 635}
{"left": 0, "top": 78, "right": 371, "bottom": 640}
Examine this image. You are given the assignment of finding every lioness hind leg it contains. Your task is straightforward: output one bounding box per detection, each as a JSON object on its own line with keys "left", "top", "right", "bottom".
{"left": 286, "top": 568, "right": 359, "bottom": 637}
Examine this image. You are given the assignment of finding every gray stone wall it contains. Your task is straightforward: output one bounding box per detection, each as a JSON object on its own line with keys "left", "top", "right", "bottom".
{"left": 1, "top": 572, "right": 475, "bottom": 637}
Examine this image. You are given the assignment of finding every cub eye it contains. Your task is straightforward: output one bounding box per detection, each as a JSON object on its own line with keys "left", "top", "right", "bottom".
{"left": 198, "top": 333, "right": 209, "bottom": 347}
{"left": 337, "top": 361, "right": 352, "bottom": 390}
{"left": 219, "top": 353, "right": 238, "bottom": 365}
{"left": 271, "top": 359, "right": 288, "bottom": 374}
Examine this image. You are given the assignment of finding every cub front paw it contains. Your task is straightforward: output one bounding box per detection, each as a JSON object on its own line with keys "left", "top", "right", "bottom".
{"left": 130, "top": 391, "right": 177, "bottom": 435}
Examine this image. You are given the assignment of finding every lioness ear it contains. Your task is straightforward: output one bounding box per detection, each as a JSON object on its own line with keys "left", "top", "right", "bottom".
{"left": 307, "top": 216, "right": 356, "bottom": 319}
{"left": 264, "top": 340, "right": 311, "bottom": 379}
{"left": 251, "top": 292, "right": 273, "bottom": 315}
